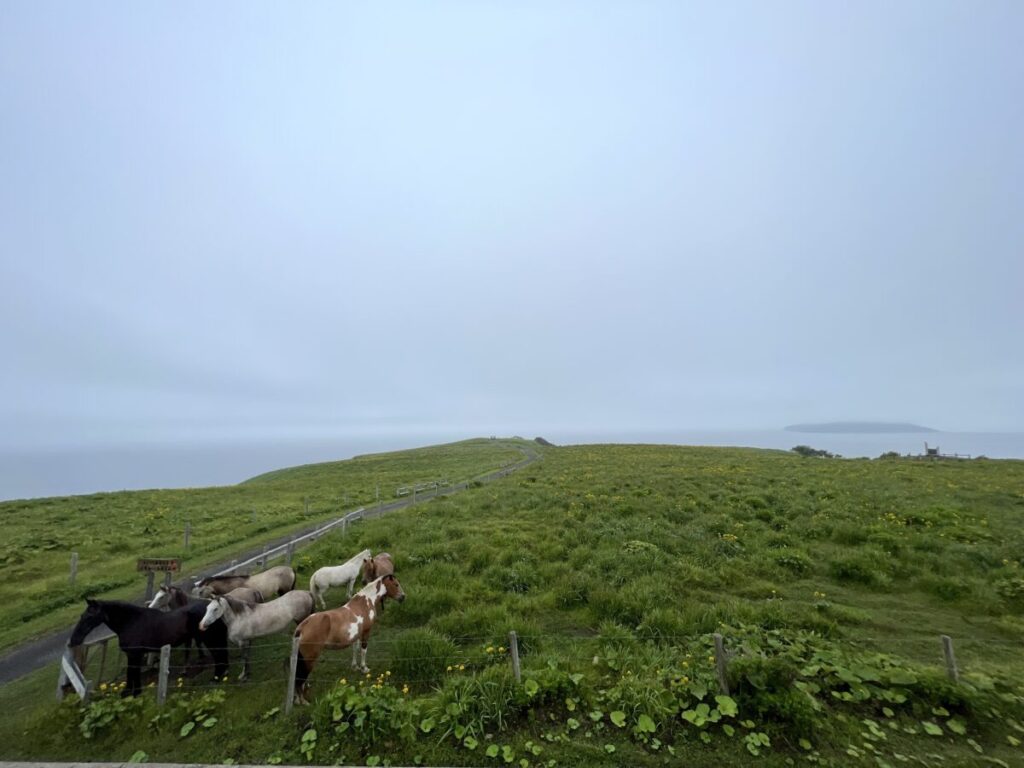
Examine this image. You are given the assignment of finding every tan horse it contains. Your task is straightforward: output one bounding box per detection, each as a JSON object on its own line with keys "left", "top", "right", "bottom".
{"left": 293, "top": 574, "right": 405, "bottom": 704}
{"left": 361, "top": 552, "right": 394, "bottom": 584}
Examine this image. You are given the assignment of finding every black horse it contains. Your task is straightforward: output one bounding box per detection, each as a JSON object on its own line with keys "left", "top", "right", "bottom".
{"left": 69, "top": 597, "right": 229, "bottom": 696}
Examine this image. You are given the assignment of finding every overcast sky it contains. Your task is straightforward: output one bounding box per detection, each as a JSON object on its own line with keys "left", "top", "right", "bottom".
{"left": 1, "top": 1, "right": 1022, "bottom": 451}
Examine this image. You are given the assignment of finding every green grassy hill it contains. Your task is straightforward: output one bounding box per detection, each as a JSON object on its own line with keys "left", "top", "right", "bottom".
{"left": 3, "top": 443, "right": 1024, "bottom": 767}
{"left": 0, "top": 438, "right": 526, "bottom": 652}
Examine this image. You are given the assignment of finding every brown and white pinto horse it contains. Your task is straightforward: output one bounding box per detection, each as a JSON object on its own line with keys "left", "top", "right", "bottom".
{"left": 361, "top": 552, "right": 394, "bottom": 584}
{"left": 293, "top": 574, "right": 405, "bottom": 704}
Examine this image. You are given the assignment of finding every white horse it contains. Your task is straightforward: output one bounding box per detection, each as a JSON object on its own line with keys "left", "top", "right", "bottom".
{"left": 309, "top": 549, "right": 371, "bottom": 609}
{"left": 199, "top": 590, "right": 314, "bottom": 679}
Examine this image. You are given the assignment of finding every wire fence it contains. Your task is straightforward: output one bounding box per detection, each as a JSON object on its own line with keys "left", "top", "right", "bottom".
{"left": 59, "top": 620, "right": 1024, "bottom": 711}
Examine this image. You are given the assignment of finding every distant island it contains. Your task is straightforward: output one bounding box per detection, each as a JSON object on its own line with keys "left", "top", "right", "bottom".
{"left": 785, "top": 421, "right": 937, "bottom": 434}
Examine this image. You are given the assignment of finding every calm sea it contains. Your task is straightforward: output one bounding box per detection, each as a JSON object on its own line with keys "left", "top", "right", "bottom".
{"left": 1, "top": 430, "right": 1022, "bottom": 502}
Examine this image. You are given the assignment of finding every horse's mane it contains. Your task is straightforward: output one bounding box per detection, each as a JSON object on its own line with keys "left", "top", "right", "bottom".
{"left": 198, "top": 574, "right": 250, "bottom": 586}
{"left": 345, "top": 549, "right": 371, "bottom": 566}
{"left": 221, "top": 595, "right": 253, "bottom": 613}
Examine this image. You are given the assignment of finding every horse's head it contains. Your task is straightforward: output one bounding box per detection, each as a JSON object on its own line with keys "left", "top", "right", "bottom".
{"left": 381, "top": 574, "right": 405, "bottom": 604}
{"left": 148, "top": 587, "right": 169, "bottom": 610}
{"left": 361, "top": 557, "right": 376, "bottom": 585}
{"left": 198, "top": 597, "right": 227, "bottom": 631}
{"left": 68, "top": 598, "right": 106, "bottom": 647}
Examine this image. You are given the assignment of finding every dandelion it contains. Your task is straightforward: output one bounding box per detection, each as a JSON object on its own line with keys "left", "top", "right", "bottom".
{"left": 340, "top": 678, "right": 347, "bottom": 685}
{"left": 402, "top": 685, "right": 409, "bottom": 695}
{"left": 385, "top": 670, "right": 391, "bottom": 677}
{"left": 499, "top": 646, "right": 506, "bottom": 654}
{"left": 458, "top": 664, "right": 465, "bottom": 671}
{"left": 486, "top": 646, "right": 495, "bottom": 654}
{"left": 446, "top": 665, "right": 453, "bottom": 672}
{"left": 99, "top": 683, "right": 108, "bottom": 691}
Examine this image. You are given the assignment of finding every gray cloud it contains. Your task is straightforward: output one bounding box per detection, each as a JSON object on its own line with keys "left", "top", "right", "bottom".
{"left": 1, "top": 1, "right": 1022, "bottom": 451}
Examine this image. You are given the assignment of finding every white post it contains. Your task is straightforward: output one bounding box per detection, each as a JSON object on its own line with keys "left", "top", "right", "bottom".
{"left": 157, "top": 645, "right": 171, "bottom": 705}
{"left": 941, "top": 635, "right": 959, "bottom": 682}
{"left": 509, "top": 630, "right": 521, "bottom": 683}
{"left": 713, "top": 633, "right": 729, "bottom": 695}
{"left": 285, "top": 634, "right": 301, "bottom": 713}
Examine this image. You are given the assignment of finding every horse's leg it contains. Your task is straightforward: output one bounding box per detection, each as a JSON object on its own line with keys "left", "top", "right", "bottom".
{"left": 351, "top": 638, "right": 360, "bottom": 671}
{"left": 359, "top": 637, "right": 369, "bottom": 674}
{"left": 346, "top": 576, "right": 354, "bottom": 599}
{"left": 316, "top": 580, "right": 328, "bottom": 610}
{"left": 240, "top": 640, "right": 251, "bottom": 681}
{"left": 124, "top": 653, "right": 142, "bottom": 697}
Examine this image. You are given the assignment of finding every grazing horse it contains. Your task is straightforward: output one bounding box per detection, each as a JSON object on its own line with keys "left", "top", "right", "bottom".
{"left": 199, "top": 590, "right": 314, "bottom": 680}
{"left": 309, "top": 549, "right": 371, "bottom": 609}
{"left": 69, "top": 598, "right": 228, "bottom": 697}
{"left": 193, "top": 565, "right": 296, "bottom": 600}
{"left": 361, "top": 552, "right": 395, "bottom": 584}
{"left": 293, "top": 575, "right": 406, "bottom": 705}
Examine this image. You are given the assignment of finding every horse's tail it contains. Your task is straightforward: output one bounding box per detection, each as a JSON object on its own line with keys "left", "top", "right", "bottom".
{"left": 294, "top": 646, "right": 311, "bottom": 696}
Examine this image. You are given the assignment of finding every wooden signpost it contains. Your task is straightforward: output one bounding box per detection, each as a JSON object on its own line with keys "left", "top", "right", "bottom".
{"left": 137, "top": 558, "right": 182, "bottom": 601}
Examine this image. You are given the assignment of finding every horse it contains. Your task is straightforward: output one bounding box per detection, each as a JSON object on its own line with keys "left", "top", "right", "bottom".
{"left": 361, "top": 552, "right": 394, "bottom": 584}
{"left": 193, "top": 565, "right": 295, "bottom": 600}
{"left": 69, "top": 598, "right": 228, "bottom": 697}
{"left": 293, "top": 574, "right": 406, "bottom": 705}
{"left": 149, "top": 584, "right": 263, "bottom": 610}
{"left": 199, "top": 590, "right": 314, "bottom": 680}
{"left": 309, "top": 549, "right": 371, "bottom": 609}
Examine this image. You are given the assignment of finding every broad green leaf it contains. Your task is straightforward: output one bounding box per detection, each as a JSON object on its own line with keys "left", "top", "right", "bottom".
{"left": 715, "top": 695, "right": 738, "bottom": 717}
{"left": 179, "top": 722, "right": 195, "bottom": 738}
{"left": 922, "top": 721, "right": 943, "bottom": 736}
{"left": 604, "top": 744, "right": 616, "bottom": 754}
{"left": 798, "top": 738, "right": 812, "bottom": 750}
{"left": 486, "top": 745, "right": 500, "bottom": 758}
{"left": 610, "top": 710, "right": 626, "bottom": 728}
{"left": 947, "top": 718, "right": 967, "bottom": 735}
{"left": 464, "top": 736, "right": 479, "bottom": 750}
{"left": 420, "top": 717, "right": 436, "bottom": 733}
{"left": 637, "top": 714, "right": 656, "bottom": 733}
{"left": 524, "top": 679, "right": 540, "bottom": 697}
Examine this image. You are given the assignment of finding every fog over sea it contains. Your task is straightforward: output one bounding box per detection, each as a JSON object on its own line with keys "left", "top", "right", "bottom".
{"left": 2, "top": 430, "right": 1023, "bottom": 502}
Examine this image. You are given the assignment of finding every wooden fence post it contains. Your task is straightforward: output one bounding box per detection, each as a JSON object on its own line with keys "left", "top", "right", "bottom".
{"left": 145, "top": 571, "right": 155, "bottom": 602}
{"left": 509, "top": 630, "right": 521, "bottom": 683}
{"left": 97, "top": 637, "right": 110, "bottom": 683}
{"left": 259, "top": 545, "right": 268, "bottom": 569}
{"left": 713, "top": 633, "right": 730, "bottom": 695}
{"left": 184, "top": 522, "right": 191, "bottom": 551}
{"left": 941, "top": 635, "right": 959, "bottom": 682}
{"left": 157, "top": 645, "right": 171, "bottom": 705}
{"left": 285, "top": 634, "right": 301, "bottom": 714}
{"left": 69, "top": 552, "right": 79, "bottom": 587}
{"left": 286, "top": 539, "right": 295, "bottom": 566}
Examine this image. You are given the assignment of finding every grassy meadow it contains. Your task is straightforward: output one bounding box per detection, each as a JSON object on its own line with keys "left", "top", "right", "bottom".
{"left": 3, "top": 443, "right": 1024, "bottom": 767}
{"left": 0, "top": 438, "right": 526, "bottom": 652}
